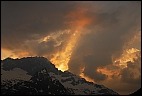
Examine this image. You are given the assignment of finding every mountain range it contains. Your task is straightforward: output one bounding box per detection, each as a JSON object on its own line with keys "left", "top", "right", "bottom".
{"left": 1, "top": 57, "right": 119, "bottom": 95}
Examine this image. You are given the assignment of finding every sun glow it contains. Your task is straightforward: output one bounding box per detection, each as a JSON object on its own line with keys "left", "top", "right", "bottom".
{"left": 50, "top": 6, "right": 92, "bottom": 72}
{"left": 1, "top": 48, "right": 29, "bottom": 60}
{"left": 1, "top": 48, "right": 18, "bottom": 60}
{"left": 50, "top": 30, "right": 80, "bottom": 71}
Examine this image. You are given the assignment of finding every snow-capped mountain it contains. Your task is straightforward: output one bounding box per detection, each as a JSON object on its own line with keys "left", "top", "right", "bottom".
{"left": 1, "top": 57, "right": 119, "bottom": 95}
{"left": 49, "top": 71, "right": 118, "bottom": 95}
{"left": 1, "top": 68, "right": 69, "bottom": 95}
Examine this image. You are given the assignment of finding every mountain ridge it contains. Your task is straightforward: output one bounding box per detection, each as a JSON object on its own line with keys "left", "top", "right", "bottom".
{"left": 1, "top": 56, "right": 119, "bottom": 95}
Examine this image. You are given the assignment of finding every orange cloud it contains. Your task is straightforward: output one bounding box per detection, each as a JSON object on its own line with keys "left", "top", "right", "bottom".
{"left": 66, "top": 5, "right": 92, "bottom": 31}
{"left": 1, "top": 48, "right": 30, "bottom": 60}
{"left": 80, "top": 66, "right": 95, "bottom": 83}
{"left": 1, "top": 48, "right": 17, "bottom": 60}
{"left": 50, "top": 6, "right": 92, "bottom": 71}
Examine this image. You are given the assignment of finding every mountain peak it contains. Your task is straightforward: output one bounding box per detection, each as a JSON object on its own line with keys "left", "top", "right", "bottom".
{"left": 1, "top": 56, "right": 119, "bottom": 95}
{"left": 1, "top": 56, "right": 58, "bottom": 75}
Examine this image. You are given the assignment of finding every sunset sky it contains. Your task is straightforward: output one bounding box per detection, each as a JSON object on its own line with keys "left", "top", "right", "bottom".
{"left": 1, "top": 1, "right": 141, "bottom": 95}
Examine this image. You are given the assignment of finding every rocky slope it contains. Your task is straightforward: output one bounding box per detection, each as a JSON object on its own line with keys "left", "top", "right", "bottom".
{"left": 1, "top": 57, "right": 119, "bottom": 95}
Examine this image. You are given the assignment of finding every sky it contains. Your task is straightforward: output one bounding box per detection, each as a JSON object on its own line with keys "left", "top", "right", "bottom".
{"left": 1, "top": 1, "right": 141, "bottom": 95}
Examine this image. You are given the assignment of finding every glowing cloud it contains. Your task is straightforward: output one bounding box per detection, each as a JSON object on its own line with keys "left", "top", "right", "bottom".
{"left": 50, "top": 6, "right": 92, "bottom": 71}
{"left": 114, "top": 48, "right": 140, "bottom": 68}
{"left": 97, "top": 47, "right": 140, "bottom": 79}
{"left": 80, "top": 66, "right": 95, "bottom": 83}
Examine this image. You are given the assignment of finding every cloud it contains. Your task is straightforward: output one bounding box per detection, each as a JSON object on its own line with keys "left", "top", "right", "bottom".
{"left": 68, "top": 1, "right": 141, "bottom": 81}
{"left": 1, "top": 1, "right": 76, "bottom": 50}
{"left": 120, "top": 56, "right": 141, "bottom": 84}
{"left": 92, "top": 50, "right": 141, "bottom": 94}
{"left": 1, "top": 1, "right": 141, "bottom": 95}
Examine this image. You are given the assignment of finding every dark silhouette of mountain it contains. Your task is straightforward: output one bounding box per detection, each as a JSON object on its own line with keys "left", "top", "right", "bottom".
{"left": 1, "top": 57, "right": 119, "bottom": 95}
{"left": 1, "top": 57, "right": 59, "bottom": 75}
{"left": 129, "top": 88, "right": 141, "bottom": 95}
{"left": 1, "top": 68, "right": 70, "bottom": 95}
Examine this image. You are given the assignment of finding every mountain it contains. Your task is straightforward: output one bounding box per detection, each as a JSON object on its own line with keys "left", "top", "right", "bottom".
{"left": 1, "top": 57, "right": 119, "bottom": 95}
{"left": 1, "top": 68, "right": 69, "bottom": 95}
{"left": 129, "top": 88, "right": 141, "bottom": 95}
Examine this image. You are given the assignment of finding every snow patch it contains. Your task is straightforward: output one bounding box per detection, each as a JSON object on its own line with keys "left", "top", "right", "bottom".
{"left": 1, "top": 68, "right": 32, "bottom": 81}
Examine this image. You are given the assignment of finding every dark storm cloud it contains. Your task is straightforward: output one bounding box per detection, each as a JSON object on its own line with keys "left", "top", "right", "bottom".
{"left": 68, "top": 1, "right": 141, "bottom": 81}
{"left": 1, "top": 1, "right": 141, "bottom": 95}
{"left": 1, "top": 1, "right": 76, "bottom": 49}
{"left": 120, "top": 55, "right": 141, "bottom": 84}
{"left": 36, "top": 40, "right": 56, "bottom": 56}
{"left": 103, "top": 54, "right": 141, "bottom": 95}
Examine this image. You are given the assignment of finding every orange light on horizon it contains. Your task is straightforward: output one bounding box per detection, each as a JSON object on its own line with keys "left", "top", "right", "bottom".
{"left": 1, "top": 48, "right": 30, "bottom": 60}
{"left": 1, "top": 48, "right": 18, "bottom": 60}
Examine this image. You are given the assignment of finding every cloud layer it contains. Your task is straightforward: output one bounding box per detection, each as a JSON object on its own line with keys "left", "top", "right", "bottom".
{"left": 1, "top": 1, "right": 141, "bottom": 95}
